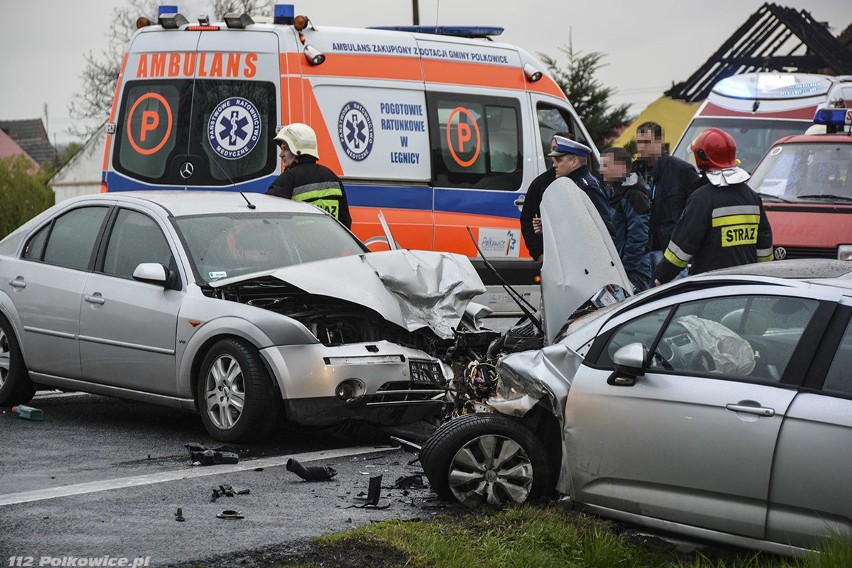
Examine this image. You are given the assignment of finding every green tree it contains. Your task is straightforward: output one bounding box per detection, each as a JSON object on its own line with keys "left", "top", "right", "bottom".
{"left": 0, "top": 156, "right": 56, "bottom": 239}
{"left": 539, "top": 46, "right": 631, "bottom": 150}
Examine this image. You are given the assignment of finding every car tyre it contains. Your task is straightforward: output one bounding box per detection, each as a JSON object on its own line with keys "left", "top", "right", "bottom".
{"left": 419, "top": 412, "right": 552, "bottom": 508}
{"left": 198, "top": 338, "right": 282, "bottom": 443}
{"left": 0, "top": 315, "right": 35, "bottom": 406}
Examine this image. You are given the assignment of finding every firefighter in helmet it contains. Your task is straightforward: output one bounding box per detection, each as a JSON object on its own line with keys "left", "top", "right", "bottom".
{"left": 268, "top": 123, "right": 352, "bottom": 229}
{"left": 654, "top": 127, "right": 773, "bottom": 285}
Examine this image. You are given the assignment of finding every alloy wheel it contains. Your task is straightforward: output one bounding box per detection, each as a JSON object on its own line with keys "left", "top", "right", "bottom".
{"left": 447, "top": 433, "right": 534, "bottom": 508}
{"left": 203, "top": 353, "right": 246, "bottom": 430}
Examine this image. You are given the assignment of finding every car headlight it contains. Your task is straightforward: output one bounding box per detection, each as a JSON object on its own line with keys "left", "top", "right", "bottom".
{"left": 838, "top": 245, "right": 852, "bottom": 261}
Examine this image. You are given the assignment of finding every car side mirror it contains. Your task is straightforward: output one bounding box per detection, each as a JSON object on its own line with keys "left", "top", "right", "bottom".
{"left": 132, "top": 262, "right": 171, "bottom": 287}
{"left": 607, "top": 342, "right": 647, "bottom": 386}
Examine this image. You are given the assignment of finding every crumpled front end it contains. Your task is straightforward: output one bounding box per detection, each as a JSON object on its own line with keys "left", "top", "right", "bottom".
{"left": 207, "top": 249, "right": 489, "bottom": 427}
{"left": 492, "top": 344, "right": 585, "bottom": 495}
{"left": 261, "top": 340, "right": 451, "bottom": 427}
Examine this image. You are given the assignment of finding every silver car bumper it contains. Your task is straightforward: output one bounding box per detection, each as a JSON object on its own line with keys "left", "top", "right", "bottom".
{"left": 261, "top": 340, "right": 449, "bottom": 426}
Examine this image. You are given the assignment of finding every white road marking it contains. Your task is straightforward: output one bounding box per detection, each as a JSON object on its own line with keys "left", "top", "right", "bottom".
{"left": 0, "top": 445, "right": 396, "bottom": 507}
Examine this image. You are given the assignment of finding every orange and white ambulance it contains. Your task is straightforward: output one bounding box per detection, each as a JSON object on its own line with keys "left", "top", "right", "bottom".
{"left": 671, "top": 72, "right": 852, "bottom": 172}
{"left": 102, "top": 4, "right": 598, "bottom": 312}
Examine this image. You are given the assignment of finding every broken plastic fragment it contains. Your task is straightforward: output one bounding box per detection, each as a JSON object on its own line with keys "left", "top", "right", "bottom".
{"left": 286, "top": 458, "right": 337, "bottom": 481}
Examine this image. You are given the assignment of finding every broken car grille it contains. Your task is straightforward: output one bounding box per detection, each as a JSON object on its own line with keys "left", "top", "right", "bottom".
{"left": 366, "top": 360, "right": 447, "bottom": 406}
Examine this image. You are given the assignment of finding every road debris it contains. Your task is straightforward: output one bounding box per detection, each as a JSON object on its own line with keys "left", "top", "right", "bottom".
{"left": 175, "top": 508, "right": 185, "bottom": 522}
{"left": 11, "top": 405, "right": 43, "bottom": 420}
{"left": 185, "top": 443, "right": 239, "bottom": 466}
{"left": 216, "top": 510, "right": 244, "bottom": 520}
{"left": 210, "top": 484, "right": 251, "bottom": 502}
{"left": 348, "top": 474, "right": 390, "bottom": 509}
{"left": 286, "top": 457, "right": 337, "bottom": 481}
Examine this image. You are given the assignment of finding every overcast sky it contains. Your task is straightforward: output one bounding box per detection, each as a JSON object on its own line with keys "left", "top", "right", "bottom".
{"left": 1, "top": 0, "right": 848, "bottom": 145}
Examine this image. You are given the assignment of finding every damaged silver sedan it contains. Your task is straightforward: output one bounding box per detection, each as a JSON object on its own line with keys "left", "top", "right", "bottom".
{"left": 0, "top": 192, "right": 490, "bottom": 441}
{"left": 421, "top": 179, "right": 852, "bottom": 557}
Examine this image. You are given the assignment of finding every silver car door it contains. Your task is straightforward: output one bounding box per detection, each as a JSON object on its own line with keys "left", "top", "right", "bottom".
{"left": 566, "top": 293, "right": 820, "bottom": 539}
{"left": 766, "top": 314, "right": 852, "bottom": 548}
{"left": 78, "top": 209, "right": 182, "bottom": 395}
{"left": 8, "top": 206, "right": 110, "bottom": 378}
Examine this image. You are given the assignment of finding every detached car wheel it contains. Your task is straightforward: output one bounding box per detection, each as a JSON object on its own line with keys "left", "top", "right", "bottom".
{"left": 198, "top": 338, "right": 282, "bottom": 442}
{"left": 420, "top": 413, "right": 552, "bottom": 509}
{"left": 0, "top": 315, "right": 35, "bottom": 406}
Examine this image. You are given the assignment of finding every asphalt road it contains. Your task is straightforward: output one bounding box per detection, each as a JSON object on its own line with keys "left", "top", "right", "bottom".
{"left": 0, "top": 391, "right": 465, "bottom": 567}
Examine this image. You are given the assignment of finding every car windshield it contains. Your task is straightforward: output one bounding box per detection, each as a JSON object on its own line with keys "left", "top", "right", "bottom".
{"left": 749, "top": 141, "right": 852, "bottom": 201}
{"left": 672, "top": 118, "right": 807, "bottom": 173}
{"left": 174, "top": 212, "right": 368, "bottom": 284}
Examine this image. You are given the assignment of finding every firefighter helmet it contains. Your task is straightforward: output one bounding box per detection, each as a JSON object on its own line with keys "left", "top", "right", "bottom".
{"left": 273, "top": 123, "right": 319, "bottom": 159}
{"left": 690, "top": 127, "right": 737, "bottom": 171}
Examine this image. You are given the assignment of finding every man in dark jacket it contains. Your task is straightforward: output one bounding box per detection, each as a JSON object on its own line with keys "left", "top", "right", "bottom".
{"left": 655, "top": 128, "right": 773, "bottom": 284}
{"left": 635, "top": 122, "right": 700, "bottom": 274}
{"left": 268, "top": 123, "right": 352, "bottom": 229}
{"left": 519, "top": 134, "right": 562, "bottom": 261}
{"left": 602, "top": 147, "right": 652, "bottom": 292}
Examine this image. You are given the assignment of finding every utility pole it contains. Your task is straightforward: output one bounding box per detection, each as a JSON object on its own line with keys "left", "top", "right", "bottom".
{"left": 412, "top": 0, "right": 419, "bottom": 25}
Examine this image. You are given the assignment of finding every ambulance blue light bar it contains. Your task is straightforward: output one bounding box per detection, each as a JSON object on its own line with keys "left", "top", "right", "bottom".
{"left": 274, "top": 4, "right": 295, "bottom": 25}
{"left": 813, "top": 108, "right": 852, "bottom": 127}
{"left": 158, "top": 5, "right": 178, "bottom": 17}
{"left": 369, "top": 25, "right": 504, "bottom": 38}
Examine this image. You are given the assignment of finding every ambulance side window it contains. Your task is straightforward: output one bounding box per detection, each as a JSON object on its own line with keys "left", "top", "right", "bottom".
{"left": 536, "top": 104, "right": 595, "bottom": 170}
{"left": 427, "top": 93, "right": 522, "bottom": 191}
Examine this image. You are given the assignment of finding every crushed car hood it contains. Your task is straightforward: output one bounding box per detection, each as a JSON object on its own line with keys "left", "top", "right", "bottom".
{"left": 210, "top": 249, "right": 486, "bottom": 339}
{"left": 540, "top": 177, "right": 633, "bottom": 344}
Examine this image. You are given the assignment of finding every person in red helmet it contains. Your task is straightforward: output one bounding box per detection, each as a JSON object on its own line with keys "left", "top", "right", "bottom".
{"left": 654, "top": 127, "right": 773, "bottom": 285}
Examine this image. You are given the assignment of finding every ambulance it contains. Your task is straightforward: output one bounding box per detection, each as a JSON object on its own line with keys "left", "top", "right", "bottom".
{"left": 671, "top": 72, "right": 852, "bottom": 172}
{"left": 101, "top": 4, "right": 599, "bottom": 313}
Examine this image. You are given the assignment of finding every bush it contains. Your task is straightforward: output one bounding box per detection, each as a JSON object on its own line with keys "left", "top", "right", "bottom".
{"left": 0, "top": 155, "right": 55, "bottom": 239}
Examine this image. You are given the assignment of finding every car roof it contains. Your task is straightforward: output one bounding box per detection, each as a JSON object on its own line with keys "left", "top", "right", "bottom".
{"left": 65, "top": 191, "right": 324, "bottom": 218}
{"left": 771, "top": 133, "right": 852, "bottom": 146}
{"left": 705, "top": 259, "right": 852, "bottom": 280}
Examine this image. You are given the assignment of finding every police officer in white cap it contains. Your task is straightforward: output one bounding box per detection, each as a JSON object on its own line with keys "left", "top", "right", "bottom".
{"left": 544, "top": 135, "right": 615, "bottom": 247}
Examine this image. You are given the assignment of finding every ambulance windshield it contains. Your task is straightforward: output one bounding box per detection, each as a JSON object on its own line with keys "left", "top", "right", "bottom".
{"left": 672, "top": 118, "right": 808, "bottom": 173}
{"left": 112, "top": 79, "right": 278, "bottom": 186}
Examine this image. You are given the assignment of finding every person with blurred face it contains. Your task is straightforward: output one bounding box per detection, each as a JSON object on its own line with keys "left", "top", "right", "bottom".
{"left": 635, "top": 121, "right": 700, "bottom": 278}
{"left": 601, "top": 147, "right": 652, "bottom": 292}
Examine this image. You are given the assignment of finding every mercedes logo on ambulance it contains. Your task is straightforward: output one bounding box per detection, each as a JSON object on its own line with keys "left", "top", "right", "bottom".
{"left": 179, "top": 162, "right": 194, "bottom": 179}
{"left": 208, "top": 97, "right": 261, "bottom": 160}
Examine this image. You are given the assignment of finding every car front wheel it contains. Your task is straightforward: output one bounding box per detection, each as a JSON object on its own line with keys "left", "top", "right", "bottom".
{"left": 420, "top": 412, "right": 552, "bottom": 508}
{"left": 0, "top": 315, "right": 35, "bottom": 406}
{"left": 198, "top": 338, "right": 282, "bottom": 442}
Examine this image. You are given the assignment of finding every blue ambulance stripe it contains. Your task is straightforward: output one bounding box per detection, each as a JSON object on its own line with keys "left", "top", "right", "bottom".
{"left": 106, "top": 174, "right": 521, "bottom": 218}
